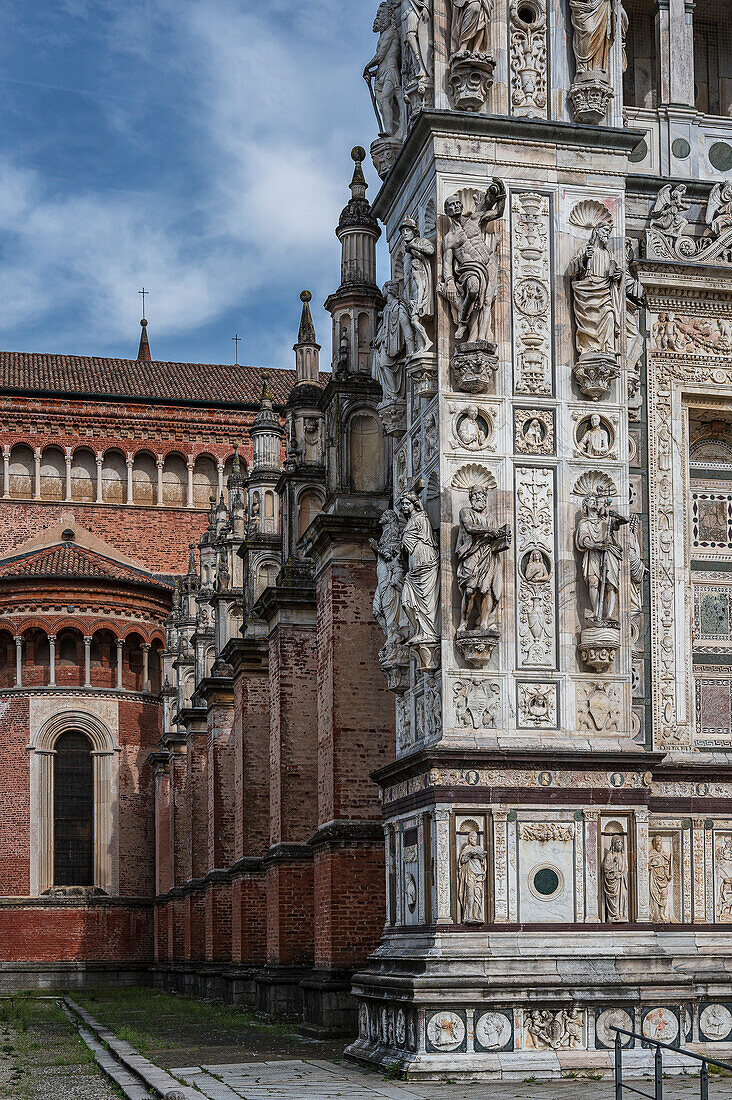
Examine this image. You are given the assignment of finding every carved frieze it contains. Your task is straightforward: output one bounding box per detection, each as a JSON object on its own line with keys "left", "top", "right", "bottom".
{"left": 524, "top": 1008, "right": 585, "bottom": 1050}
{"left": 511, "top": 192, "right": 552, "bottom": 396}
{"left": 520, "top": 823, "right": 574, "bottom": 842}
{"left": 646, "top": 182, "right": 732, "bottom": 266}
{"left": 515, "top": 467, "right": 555, "bottom": 669}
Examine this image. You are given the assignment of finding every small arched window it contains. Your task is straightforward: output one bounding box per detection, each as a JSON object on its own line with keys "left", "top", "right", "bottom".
{"left": 54, "top": 732, "right": 93, "bottom": 887}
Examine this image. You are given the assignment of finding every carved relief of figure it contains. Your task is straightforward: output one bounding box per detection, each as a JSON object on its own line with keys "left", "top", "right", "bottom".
{"left": 602, "top": 835, "right": 629, "bottom": 923}
{"left": 364, "top": 3, "right": 403, "bottom": 137}
{"left": 371, "top": 281, "right": 413, "bottom": 400}
{"left": 569, "top": 0, "right": 614, "bottom": 75}
{"left": 403, "top": 0, "right": 431, "bottom": 81}
{"left": 524, "top": 418, "right": 545, "bottom": 448}
{"left": 370, "top": 509, "right": 406, "bottom": 648}
{"left": 450, "top": 0, "right": 494, "bottom": 56}
{"left": 457, "top": 406, "right": 488, "bottom": 448}
{"left": 625, "top": 240, "right": 644, "bottom": 415}
{"left": 440, "top": 182, "right": 506, "bottom": 346}
{"left": 524, "top": 548, "right": 550, "bottom": 583}
{"left": 650, "top": 184, "right": 690, "bottom": 236}
{"left": 400, "top": 215, "right": 435, "bottom": 352}
{"left": 575, "top": 492, "right": 628, "bottom": 623}
{"left": 706, "top": 182, "right": 732, "bottom": 239}
{"left": 456, "top": 485, "right": 512, "bottom": 632}
{"left": 569, "top": 220, "right": 622, "bottom": 363}
{"left": 627, "top": 514, "right": 646, "bottom": 613}
{"left": 648, "top": 835, "right": 671, "bottom": 923}
{"left": 399, "top": 490, "right": 440, "bottom": 648}
{"left": 457, "top": 830, "right": 487, "bottom": 922}
{"left": 578, "top": 414, "right": 611, "bottom": 457}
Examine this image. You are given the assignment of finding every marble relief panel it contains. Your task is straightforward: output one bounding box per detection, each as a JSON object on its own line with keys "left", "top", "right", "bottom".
{"left": 511, "top": 191, "right": 553, "bottom": 397}
{"left": 517, "top": 818, "right": 576, "bottom": 922}
{"left": 694, "top": 676, "right": 732, "bottom": 745}
{"left": 694, "top": 583, "right": 732, "bottom": 646}
{"left": 515, "top": 466, "right": 556, "bottom": 669}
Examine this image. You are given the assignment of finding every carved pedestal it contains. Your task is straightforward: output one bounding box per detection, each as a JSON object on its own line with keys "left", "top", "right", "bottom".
{"left": 568, "top": 72, "right": 614, "bottom": 125}
{"left": 455, "top": 627, "right": 500, "bottom": 667}
{"left": 451, "top": 342, "right": 499, "bottom": 394}
{"left": 378, "top": 642, "right": 410, "bottom": 694}
{"left": 410, "top": 638, "right": 440, "bottom": 674}
{"left": 579, "top": 621, "right": 620, "bottom": 673}
{"left": 574, "top": 354, "right": 619, "bottom": 400}
{"left": 448, "top": 52, "right": 495, "bottom": 112}
{"left": 407, "top": 352, "right": 438, "bottom": 401}
{"left": 377, "top": 398, "right": 407, "bottom": 437}
{"left": 370, "top": 136, "right": 402, "bottom": 181}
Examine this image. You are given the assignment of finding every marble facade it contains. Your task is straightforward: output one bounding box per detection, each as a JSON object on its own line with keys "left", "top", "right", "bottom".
{"left": 348, "top": 0, "right": 732, "bottom": 1080}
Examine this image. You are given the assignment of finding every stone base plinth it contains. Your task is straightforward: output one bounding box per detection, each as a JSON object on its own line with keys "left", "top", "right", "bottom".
{"left": 451, "top": 343, "right": 499, "bottom": 394}
{"left": 579, "top": 623, "right": 620, "bottom": 673}
{"left": 410, "top": 638, "right": 440, "bottom": 673}
{"left": 407, "top": 352, "right": 438, "bottom": 401}
{"left": 377, "top": 398, "right": 407, "bottom": 438}
{"left": 370, "top": 136, "right": 402, "bottom": 181}
{"left": 573, "top": 354, "right": 619, "bottom": 400}
{"left": 455, "top": 628, "right": 500, "bottom": 666}
{"left": 448, "top": 52, "right": 495, "bottom": 112}
{"left": 568, "top": 72, "right": 614, "bottom": 124}
{"left": 379, "top": 641, "right": 410, "bottom": 693}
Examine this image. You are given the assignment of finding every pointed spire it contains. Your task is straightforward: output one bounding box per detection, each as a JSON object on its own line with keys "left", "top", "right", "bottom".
{"left": 260, "top": 370, "right": 273, "bottom": 409}
{"left": 137, "top": 317, "right": 151, "bottom": 362}
{"left": 349, "top": 146, "right": 368, "bottom": 201}
{"left": 297, "top": 291, "right": 317, "bottom": 345}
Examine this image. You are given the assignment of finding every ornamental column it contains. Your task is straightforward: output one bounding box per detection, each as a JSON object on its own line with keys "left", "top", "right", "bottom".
{"left": 14, "top": 635, "right": 23, "bottom": 687}
{"left": 116, "top": 639, "right": 124, "bottom": 690}
{"left": 2, "top": 446, "right": 9, "bottom": 498}
{"left": 64, "top": 448, "right": 73, "bottom": 501}
{"left": 156, "top": 456, "right": 164, "bottom": 506}
{"left": 95, "top": 452, "right": 103, "bottom": 503}
{"left": 187, "top": 458, "right": 194, "bottom": 508}
{"left": 84, "top": 635, "right": 92, "bottom": 688}
{"left": 126, "top": 456, "right": 134, "bottom": 504}
{"left": 33, "top": 448, "right": 41, "bottom": 500}
{"left": 48, "top": 635, "right": 56, "bottom": 687}
{"left": 217, "top": 462, "right": 224, "bottom": 497}
{"left": 141, "top": 642, "right": 151, "bottom": 693}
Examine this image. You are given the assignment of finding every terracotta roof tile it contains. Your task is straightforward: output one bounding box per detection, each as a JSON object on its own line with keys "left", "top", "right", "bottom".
{"left": 0, "top": 351, "right": 296, "bottom": 406}
{"left": 0, "top": 543, "right": 170, "bottom": 588}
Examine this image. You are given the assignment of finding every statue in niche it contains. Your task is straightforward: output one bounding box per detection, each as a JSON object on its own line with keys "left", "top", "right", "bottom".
{"left": 568, "top": 216, "right": 622, "bottom": 366}
{"left": 399, "top": 489, "right": 440, "bottom": 668}
{"left": 568, "top": 0, "right": 614, "bottom": 76}
{"left": 524, "top": 418, "right": 545, "bottom": 448}
{"left": 457, "top": 829, "right": 487, "bottom": 923}
{"left": 450, "top": 0, "right": 493, "bottom": 57}
{"left": 523, "top": 548, "right": 550, "bottom": 584}
{"left": 371, "top": 509, "right": 406, "bottom": 651}
{"left": 400, "top": 215, "right": 435, "bottom": 353}
{"left": 440, "top": 182, "right": 506, "bottom": 347}
{"left": 364, "top": 3, "right": 403, "bottom": 138}
{"left": 648, "top": 835, "right": 672, "bottom": 923}
{"left": 578, "top": 414, "right": 611, "bottom": 457}
{"left": 370, "top": 281, "right": 413, "bottom": 401}
{"left": 456, "top": 485, "right": 512, "bottom": 633}
{"left": 576, "top": 491, "right": 628, "bottom": 624}
{"left": 602, "top": 835, "right": 629, "bottom": 923}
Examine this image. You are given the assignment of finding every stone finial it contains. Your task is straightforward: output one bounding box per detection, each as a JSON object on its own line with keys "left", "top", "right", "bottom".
{"left": 350, "top": 146, "right": 368, "bottom": 199}
{"left": 297, "top": 291, "right": 317, "bottom": 346}
{"left": 137, "top": 317, "right": 151, "bottom": 362}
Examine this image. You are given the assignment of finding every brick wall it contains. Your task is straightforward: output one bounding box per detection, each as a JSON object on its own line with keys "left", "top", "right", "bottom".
{"left": 0, "top": 694, "right": 31, "bottom": 895}
{"left": 0, "top": 903, "right": 153, "bottom": 961}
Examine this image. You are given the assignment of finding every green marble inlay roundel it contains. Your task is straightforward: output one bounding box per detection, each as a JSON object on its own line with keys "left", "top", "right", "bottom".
{"left": 533, "top": 867, "right": 560, "bottom": 896}
{"left": 709, "top": 142, "right": 732, "bottom": 174}
{"left": 672, "top": 138, "right": 691, "bottom": 160}
{"left": 629, "top": 137, "right": 648, "bottom": 164}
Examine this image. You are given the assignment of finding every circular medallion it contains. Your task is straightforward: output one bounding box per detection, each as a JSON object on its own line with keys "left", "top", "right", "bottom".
{"left": 610, "top": 772, "right": 625, "bottom": 788}
{"left": 529, "top": 863, "right": 564, "bottom": 900}
{"left": 713, "top": 369, "right": 730, "bottom": 385}
{"left": 696, "top": 782, "right": 710, "bottom": 797}
{"left": 709, "top": 142, "right": 732, "bottom": 174}
{"left": 514, "top": 278, "right": 550, "bottom": 316}
{"left": 671, "top": 138, "right": 691, "bottom": 160}
{"left": 629, "top": 137, "right": 648, "bottom": 164}
{"left": 642, "top": 1008, "right": 679, "bottom": 1044}
{"left": 700, "top": 1004, "right": 732, "bottom": 1041}
{"left": 475, "top": 1011, "right": 512, "bottom": 1051}
{"left": 426, "top": 1010, "right": 465, "bottom": 1051}
{"left": 406, "top": 874, "right": 417, "bottom": 913}
{"left": 464, "top": 769, "right": 480, "bottom": 785}
{"left": 538, "top": 771, "right": 553, "bottom": 787}
{"left": 596, "top": 1008, "right": 633, "bottom": 1049}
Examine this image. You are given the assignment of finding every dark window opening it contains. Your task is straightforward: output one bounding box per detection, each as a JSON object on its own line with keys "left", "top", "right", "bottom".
{"left": 53, "top": 731, "right": 93, "bottom": 886}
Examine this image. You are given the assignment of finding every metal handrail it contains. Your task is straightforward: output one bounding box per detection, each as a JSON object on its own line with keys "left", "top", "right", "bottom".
{"left": 610, "top": 1025, "right": 732, "bottom": 1100}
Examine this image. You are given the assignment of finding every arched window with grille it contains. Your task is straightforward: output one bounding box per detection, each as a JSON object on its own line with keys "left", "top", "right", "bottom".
{"left": 53, "top": 731, "right": 94, "bottom": 887}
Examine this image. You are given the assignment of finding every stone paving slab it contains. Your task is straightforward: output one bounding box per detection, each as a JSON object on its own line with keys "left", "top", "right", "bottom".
{"left": 172, "top": 1058, "right": 732, "bottom": 1100}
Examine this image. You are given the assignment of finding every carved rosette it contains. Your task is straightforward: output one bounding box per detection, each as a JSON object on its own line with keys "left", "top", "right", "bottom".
{"left": 377, "top": 397, "right": 407, "bottom": 437}
{"left": 455, "top": 626, "right": 500, "bottom": 667}
{"left": 574, "top": 353, "right": 619, "bottom": 400}
{"left": 407, "top": 351, "right": 438, "bottom": 401}
{"left": 448, "top": 52, "right": 495, "bottom": 112}
{"left": 568, "top": 73, "right": 614, "bottom": 124}
{"left": 451, "top": 342, "right": 499, "bottom": 393}
{"left": 579, "top": 623, "right": 621, "bottom": 673}
{"left": 370, "top": 136, "right": 402, "bottom": 181}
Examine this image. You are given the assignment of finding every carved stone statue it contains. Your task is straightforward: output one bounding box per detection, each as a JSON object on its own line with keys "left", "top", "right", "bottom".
{"left": 364, "top": 3, "right": 403, "bottom": 138}
{"left": 403, "top": 0, "right": 431, "bottom": 113}
{"left": 625, "top": 240, "right": 644, "bottom": 420}
{"left": 576, "top": 491, "right": 628, "bottom": 623}
{"left": 371, "top": 281, "right": 413, "bottom": 402}
{"left": 647, "top": 181, "right": 732, "bottom": 265}
{"left": 650, "top": 184, "right": 690, "bottom": 237}
{"left": 457, "top": 830, "right": 487, "bottom": 923}
{"left": 649, "top": 835, "right": 671, "bottom": 923}
{"left": 400, "top": 215, "right": 435, "bottom": 353}
{"left": 450, "top": 0, "right": 493, "bottom": 55}
{"left": 371, "top": 509, "right": 407, "bottom": 668}
{"left": 706, "top": 183, "right": 732, "bottom": 239}
{"left": 569, "top": 0, "right": 614, "bottom": 76}
{"left": 456, "top": 485, "right": 512, "bottom": 635}
{"left": 578, "top": 414, "right": 611, "bottom": 457}
{"left": 456, "top": 406, "right": 487, "bottom": 448}
{"left": 627, "top": 514, "right": 646, "bottom": 614}
{"left": 524, "top": 418, "right": 545, "bottom": 448}
{"left": 569, "top": 211, "right": 622, "bottom": 397}
{"left": 602, "top": 835, "right": 628, "bottom": 923}
{"left": 399, "top": 489, "right": 440, "bottom": 671}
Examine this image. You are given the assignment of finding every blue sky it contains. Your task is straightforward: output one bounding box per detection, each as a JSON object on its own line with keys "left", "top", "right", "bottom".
{"left": 0, "top": 0, "right": 380, "bottom": 369}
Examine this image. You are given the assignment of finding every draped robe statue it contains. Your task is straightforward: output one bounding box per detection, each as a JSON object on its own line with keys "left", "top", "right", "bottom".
{"left": 457, "top": 831, "right": 487, "bottom": 923}
{"left": 575, "top": 493, "right": 628, "bottom": 623}
{"left": 399, "top": 492, "right": 440, "bottom": 646}
{"left": 456, "top": 486, "right": 512, "bottom": 632}
{"left": 371, "top": 281, "right": 414, "bottom": 401}
{"left": 401, "top": 216, "right": 435, "bottom": 352}
{"left": 569, "top": 0, "right": 615, "bottom": 75}
{"left": 648, "top": 835, "right": 671, "bottom": 923}
{"left": 440, "top": 182, "right": 505, "bottom": 346}
{"left": 569, "top": 223, "right": 622, "bottom": 363}
{"left": 371, "top": 509, "right": 405, "bottom": 650}
{"left": 602, "top": 836, "right": 628, "bottom": 922}
{"left": 450, "top": 0, "right": 494, "bottom": 56}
